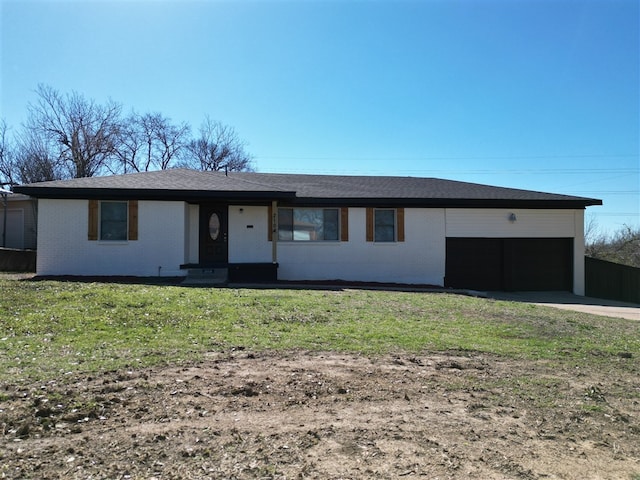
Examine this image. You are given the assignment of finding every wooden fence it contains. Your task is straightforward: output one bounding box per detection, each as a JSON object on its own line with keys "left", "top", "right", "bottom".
{"left": 585, "top": 256, "right": 640, "bottom": 304}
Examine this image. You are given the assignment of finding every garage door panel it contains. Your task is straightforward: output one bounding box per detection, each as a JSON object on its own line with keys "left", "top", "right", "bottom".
{"left": 506, "top": 238, "right": 572, "bottom": 291}
{"left": 445, "top": 238, "right": 502, "bottom": 290}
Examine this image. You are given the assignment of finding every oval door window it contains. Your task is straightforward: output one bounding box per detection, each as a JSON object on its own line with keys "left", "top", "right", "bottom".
{"left": 209, "top": 213, "right": 220, "bottom": 240}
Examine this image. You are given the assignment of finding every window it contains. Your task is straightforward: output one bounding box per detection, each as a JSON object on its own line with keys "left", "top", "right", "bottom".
{"left": 88, "top": 199, "right": 138, "bottom": 241}
{"left": 366, "top": 207, "right": 405, "bottom": 242}
{"left": 100, "top": 201, "right": 128, "bottom": 240}
{"left": 278, "top": 208, "right": 339, "bottom": 241}
{"left": 375, "top": 209, "right": 396, "bottom": 242}
{"left": 208, "top": 212, "right": 221, "bottom": 240}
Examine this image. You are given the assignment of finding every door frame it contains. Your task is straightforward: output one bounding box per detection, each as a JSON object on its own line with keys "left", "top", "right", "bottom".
{"left": 198, "top": 203, "right": 229, "bottom": 266}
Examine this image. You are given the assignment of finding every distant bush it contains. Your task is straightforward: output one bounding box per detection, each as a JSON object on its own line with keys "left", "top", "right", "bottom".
{"left": 586, "top": 223, "right": 640, "bottom": 268}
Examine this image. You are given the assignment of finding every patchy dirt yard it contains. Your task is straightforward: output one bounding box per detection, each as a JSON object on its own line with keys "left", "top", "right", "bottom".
{"left": 1, "top": 350, "right": 639, "bottom": 479}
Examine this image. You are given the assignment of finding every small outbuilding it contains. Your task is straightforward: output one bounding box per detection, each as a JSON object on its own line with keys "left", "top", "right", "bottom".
{"left": 1, "top": 189, "right": 37, "bottom": 250}
{"left": 14, "top": 169, "right": 601, "bottom": 294}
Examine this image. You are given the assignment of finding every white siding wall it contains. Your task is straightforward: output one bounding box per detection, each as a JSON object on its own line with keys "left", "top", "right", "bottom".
{"left": 35, "top": 200, "right": 587, "bottom": 293}
{"left": 228, "top": 205, "right": 273, "bottom": 263}
{"left": 573, "top": 210, "right": 586, "bottom": 295}
{"left": 185, "top": 204, "right": 199, "bottom": 264}
{"left": 37, "top": 199, "right": 187, "bottom": 276}
{"left": 445, "top": 208, "right": 586, "bottom": 295}
{"left": 445, "top": 209, "right": 576, "bottom": 237}
{"left": 273, "top": 208, "right": 446, "bottom": 285}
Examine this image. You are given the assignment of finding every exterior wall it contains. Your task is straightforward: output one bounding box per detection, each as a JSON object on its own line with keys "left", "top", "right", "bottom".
{"left": 573, "top": 210, "right": 585, "bottom": 295}
{"left": 37, "top": 199, "right": 187, "bottom": 276}
{"left": 274, "top": 208, "right": 446, "bottom": 285}
{"left": 445, "top": 208, "right": 585, "bottom": 295}
{"left": 445, "top": 209, "right": 576, "bottom": 237}
{"left": 34, "top": 199, "right": 588, "bottom": 293}
{"left": 185, "top": 204, "right": 199, "bottom": 264}
{"left": 228, "top": 205, "right": 273, "bottom": 263}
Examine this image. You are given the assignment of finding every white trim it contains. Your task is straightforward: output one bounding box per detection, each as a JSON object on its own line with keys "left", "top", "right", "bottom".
{"left": 573, "top": 210, "right": 586, "bottom": 295}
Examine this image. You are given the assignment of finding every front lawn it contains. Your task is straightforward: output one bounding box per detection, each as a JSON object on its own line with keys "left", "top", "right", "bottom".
{"left": 1, "top": 277, "right": 637, "bottom": 383}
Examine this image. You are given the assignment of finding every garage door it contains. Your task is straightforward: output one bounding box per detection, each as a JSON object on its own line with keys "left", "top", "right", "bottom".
{"left": 445, "top": 238, "right": 573, "bottom": 291}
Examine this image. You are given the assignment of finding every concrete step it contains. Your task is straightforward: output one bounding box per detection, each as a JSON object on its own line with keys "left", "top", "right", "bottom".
{"left": 181, "top": 268, "right": 228, "bottom": 285}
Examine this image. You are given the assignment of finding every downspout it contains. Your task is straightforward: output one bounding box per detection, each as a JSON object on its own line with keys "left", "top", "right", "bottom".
{"left": 271, "top": 200, "right": 278, "bottom": 264}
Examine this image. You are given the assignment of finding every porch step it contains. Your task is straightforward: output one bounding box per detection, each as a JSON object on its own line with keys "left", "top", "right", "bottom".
{"left": 181, "top": 268, "right": 228, "bottom": 286}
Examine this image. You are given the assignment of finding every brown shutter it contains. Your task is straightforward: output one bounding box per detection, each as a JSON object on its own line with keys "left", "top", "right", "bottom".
{"left": 267, "top": 204, "right": 273, "bottom": 241}
{"left": 128, "top": 200, "right": 138, "bottom": 241}
{"left": 88, "top": 200, "right": 98, "bottom": 241}
{"left": 366, "top": 207, "right": 374, "bottom": 242}
{"left": 397, "top": 207, "right": 405, "bottom": 242}
{"left": 340, "top": 207, "right": 349, "bottom": 242}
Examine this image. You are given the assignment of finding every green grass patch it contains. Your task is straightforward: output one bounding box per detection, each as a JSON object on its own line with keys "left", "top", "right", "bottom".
{"left": 1, "top": 278, "right": 638, "bottom": 382}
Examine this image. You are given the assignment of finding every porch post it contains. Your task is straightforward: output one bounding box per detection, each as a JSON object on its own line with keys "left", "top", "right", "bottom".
{"left": 271, "top": 200, "right": 278, "bottom": 264}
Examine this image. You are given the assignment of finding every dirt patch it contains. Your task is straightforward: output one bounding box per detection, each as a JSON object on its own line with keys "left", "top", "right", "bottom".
{"left": 1, "top": 351, "right": 639, "bottom": 479}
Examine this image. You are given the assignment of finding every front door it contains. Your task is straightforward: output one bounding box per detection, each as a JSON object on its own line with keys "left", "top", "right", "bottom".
{"left": 199, "top": 204, "right": 228, "bottom": 265}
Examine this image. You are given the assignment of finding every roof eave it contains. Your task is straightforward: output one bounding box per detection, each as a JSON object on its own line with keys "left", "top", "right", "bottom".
{"left": 284, "top": 197, "right": 603, "bottom": 209}
{"left": 12, "top": 186, "right": 297, "bottom": 202}
{"left": 12, "top": 186, "right": 602, "bottom": 209}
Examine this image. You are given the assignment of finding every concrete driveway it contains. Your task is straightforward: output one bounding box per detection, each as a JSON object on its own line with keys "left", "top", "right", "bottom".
{"left": 488, "top": 291, "right": 640, "bottom": 320}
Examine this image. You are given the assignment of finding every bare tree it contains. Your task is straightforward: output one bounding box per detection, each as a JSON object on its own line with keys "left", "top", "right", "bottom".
{"left": 149, "top": 113, "right": 190, "bottom": 170}
{"left": 116, "top": 111, "right": 190, "bottom": 172}
{"left": 183, "top": 116, "right": 253, "bottom": 172}
{"left": 9, "top": 86, "right": 256, "bottom": 180}
{"left": 0, "top": 119, "right": 14, "bottom": 186}
{"left": 586, "top": 218, "right": 640, "bottom": 268}
{"left": 26, "top": 84, "right": 122, "bottom": 178}
{"left": 14, "top": 130, "right": 65, "bottom": 183}
{"left": 113, "top": 113, "right": 144, "bottom": 174}
{"left": 0, "top": 120, "right": 63, "bottom": 186}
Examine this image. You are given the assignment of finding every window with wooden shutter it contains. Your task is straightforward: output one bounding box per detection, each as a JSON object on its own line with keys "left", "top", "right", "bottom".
{"left": 88, "top": 200, "right": 138, "bottom": 241}
{"left": 366, "top": 208, "right": 374, "bottom": 242}
{"left": 88, "top": 200, "right": 98, "bottom": 240}
{"left": 128, "top": 200, "right": 138, "bottom": 240}
{"left": 397, "top": 207, "right": 405, "bottom": 242}
{"left": 366, "top": 207, "right": 405, "bottom": 242}
{"left": 340, "top": 207, "right": 349, "bottom": 242}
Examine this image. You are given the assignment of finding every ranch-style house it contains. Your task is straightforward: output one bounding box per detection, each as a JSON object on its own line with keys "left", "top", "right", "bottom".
{"left": 14, "top": 169, "right": 601, "bottom": 294}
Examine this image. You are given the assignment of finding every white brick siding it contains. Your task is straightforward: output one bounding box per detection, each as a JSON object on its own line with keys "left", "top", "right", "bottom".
{"left": 37, "top": 199, "right": 187, "bottom": 276}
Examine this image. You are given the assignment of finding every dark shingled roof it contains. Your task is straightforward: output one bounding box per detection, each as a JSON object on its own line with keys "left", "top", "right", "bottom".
{"left": 14, "top": 168, "right": 602, "bottom": 208}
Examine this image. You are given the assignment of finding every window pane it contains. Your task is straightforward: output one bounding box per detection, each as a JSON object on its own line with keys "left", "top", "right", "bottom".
{"left": 277, "top": 208, "right": 340, "bottom": 241}
{"left": 100, "top": 202, "right": 128, "bottom": 240}
{"left": 293, "top": 209, "right": 323, "bottom": 241}
{"left": 209, "top": 213, "right": 220, "bottom": 240}
{"left": 375, "top": 209, "right": 395, "bottom": 242}
{"left": 278, "top": 208, "right": 293, "bottom": 241}
{"left": 323, "top": 209, "right": 338, "bottom": 240}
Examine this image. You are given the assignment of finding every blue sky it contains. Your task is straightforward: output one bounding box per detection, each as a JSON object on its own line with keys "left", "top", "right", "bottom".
{"left": 1, "top": 0, "right": 638, "bottom": 236}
